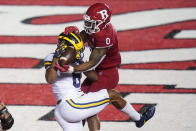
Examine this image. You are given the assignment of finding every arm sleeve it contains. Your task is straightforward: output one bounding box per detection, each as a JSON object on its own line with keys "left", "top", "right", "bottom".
{"left": 43, "top": 53, "right": 54, "bottom": 69}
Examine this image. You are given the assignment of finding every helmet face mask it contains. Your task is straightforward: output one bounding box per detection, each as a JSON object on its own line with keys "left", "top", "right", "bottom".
{"left": 84, "top": 15, "right": 103, "bottom": 34}
{"left": 84, "top": 3, "right": 111, "bottom": 34}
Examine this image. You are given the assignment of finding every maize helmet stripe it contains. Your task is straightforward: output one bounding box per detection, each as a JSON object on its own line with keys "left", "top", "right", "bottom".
{"left": 58, "top": 35, "right": 64, "bottom": 39}
{"left": 67, "top": 33, "right": 79, "bottom": 44}
{"left": 62, "top": 34, "right": 83, "bottom": 51}
{"left": 62, "top": 37, "right": 75, "bottom": 47}
{"left": 70, "top": 33, "right": 83, "bottom": 50}
{"left": 70, "top": 33, "right": 80, "bottom": 43}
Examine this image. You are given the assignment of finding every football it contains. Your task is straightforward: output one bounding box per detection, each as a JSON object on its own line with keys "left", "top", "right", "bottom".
{"left": 59, "top": 47, "right": 76, "bottom": 65}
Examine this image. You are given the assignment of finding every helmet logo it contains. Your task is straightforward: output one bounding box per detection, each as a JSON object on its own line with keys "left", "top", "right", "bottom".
{"left": 98, "top": 10, "right": 109, "bottom": 20}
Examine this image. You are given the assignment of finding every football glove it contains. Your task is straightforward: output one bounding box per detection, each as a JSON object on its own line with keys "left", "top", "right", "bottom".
{"left": 55, "top": 62, "right": 74, "bottom": 73}
{"left": 64, "top": 26, "right": 79, "bottom": 35}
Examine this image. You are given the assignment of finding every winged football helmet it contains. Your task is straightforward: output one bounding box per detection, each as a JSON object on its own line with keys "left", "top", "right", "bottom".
{"left": 58, "top": 32, "right": 84, "bottom": 60}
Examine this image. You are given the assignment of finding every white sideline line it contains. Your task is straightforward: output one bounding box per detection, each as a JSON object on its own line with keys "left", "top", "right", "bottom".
{"left": 0, "top": 6, "right": 196, "bottom": 35}
{"left": 0, "top": 68, "right": 195, "bottom": 89}
{"left": 118, "top": 69, "right": 196, "bottom": 88}
{"left": 0, "top": 44, "right": 56, "bottom": 59}
{"left": 0, "top": 44, "right": 196, "bottom": 64}
{"left": 174, "top": 30, "right": 196, "bottom": 39}
{"left": 120, "top": 47, "right": 196, "bottom": 64}
{"left": 0, "top": 68, "right": 46, "bottom": 83}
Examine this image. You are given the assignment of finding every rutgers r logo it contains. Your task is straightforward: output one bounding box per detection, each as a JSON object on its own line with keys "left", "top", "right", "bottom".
{"left": 98, "top": 10, "right": 109, "bottom": 20}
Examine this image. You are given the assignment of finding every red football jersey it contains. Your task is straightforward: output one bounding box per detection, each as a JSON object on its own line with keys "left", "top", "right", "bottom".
{"left": 87, "top": 23, "right": 121, "bottom": 69}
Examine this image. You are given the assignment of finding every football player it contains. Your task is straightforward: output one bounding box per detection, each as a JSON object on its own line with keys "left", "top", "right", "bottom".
{"left": 0, "top": 102, "right": 14, "bottom": 130}
{"left": 45, "top": 31, "right": 155, "bottom": 131}
{"left": 57, "top": 3, "right": 156, "bottom": 131}
{"left": 44, "top": 33, "right": 112, "bottom": 131}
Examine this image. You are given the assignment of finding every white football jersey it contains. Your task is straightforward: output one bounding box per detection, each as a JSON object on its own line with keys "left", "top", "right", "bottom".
{"left": 44, "top": 53, "right": 84, "bottom": 101}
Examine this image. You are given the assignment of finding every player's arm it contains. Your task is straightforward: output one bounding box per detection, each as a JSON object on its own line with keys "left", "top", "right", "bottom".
{"left": 73, "top": 47, "right": 107, "bottom": 72}
{"left": 64, "top": 26, "right": 88, "bottom": 43}
{"left": 45, "top": 58, "right": 58, "bottom": 84}
{"left": 80, "top": 30, "right": 88, "bottom": 43}
{"left": 55, "top": 46, "right": 99, "bottom": 81}
{"left": 45, "top": 46, "right": 75, "bottom": 84}
{"left": 83, "top": 70, "right": 98, "bottom": 82}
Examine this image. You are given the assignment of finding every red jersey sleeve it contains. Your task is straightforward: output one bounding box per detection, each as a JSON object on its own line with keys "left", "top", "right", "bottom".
{"left": 89, "top": 24, "right": 121, "bottom": 69}
{"left": 93, "top": 34, "right": 113, "bottom": 48}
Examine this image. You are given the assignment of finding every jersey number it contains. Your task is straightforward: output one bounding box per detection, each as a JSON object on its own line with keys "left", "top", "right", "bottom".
{"left": 106, "top": 37, "right": 110, "bottom": 45}
{"left": 72, "top": 73, "right": 81, "bottom": 88}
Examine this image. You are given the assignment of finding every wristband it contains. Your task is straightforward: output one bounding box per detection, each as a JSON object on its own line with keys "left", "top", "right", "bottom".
{"left": 67, "top": 66, "right": 74, "bottom": 73}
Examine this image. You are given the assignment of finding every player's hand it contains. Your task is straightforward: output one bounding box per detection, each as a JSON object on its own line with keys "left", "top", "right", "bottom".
{"left": 55, "top": 62, "right": 74, "bottom": 73}
{"left": 64, "top": 26, "right": 79, "bottom": 35}
{"left": 0, "top": 103, "right": 14, "bottom": 130}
